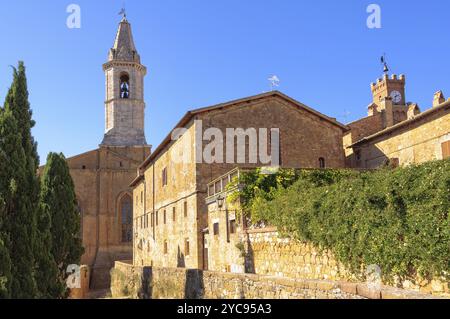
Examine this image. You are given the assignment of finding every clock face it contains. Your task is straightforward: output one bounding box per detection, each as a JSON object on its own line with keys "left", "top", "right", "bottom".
{"left": 390, "top": 90, "right": 402, "bottom": 104}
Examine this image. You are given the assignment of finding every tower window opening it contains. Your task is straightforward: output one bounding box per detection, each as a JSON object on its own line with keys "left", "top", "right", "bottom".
{"left": 120, "top": 74, "right": 130, "bottom": 99}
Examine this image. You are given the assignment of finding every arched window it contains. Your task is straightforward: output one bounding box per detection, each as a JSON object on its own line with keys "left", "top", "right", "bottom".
{"left": 319, "top": 157, "right": 326, "bottom": 169}
{"left": 120, "top": 74, "right": 130, "bottom": 99}
{"left": 120, "top": 194, "right": 133, "bottom": 243}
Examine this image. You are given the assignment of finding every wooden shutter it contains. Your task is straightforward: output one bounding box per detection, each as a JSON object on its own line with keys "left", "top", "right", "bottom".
{"left": 442, "top": 141, "right": 450, "bottom": 159}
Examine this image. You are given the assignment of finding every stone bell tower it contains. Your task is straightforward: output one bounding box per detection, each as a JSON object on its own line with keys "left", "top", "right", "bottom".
{"left": 101, "top": 16, "right": 147, "bottom": 146}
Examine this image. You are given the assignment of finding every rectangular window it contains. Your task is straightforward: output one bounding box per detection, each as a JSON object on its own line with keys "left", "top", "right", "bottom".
{"left": 185, "top": 238, "right": 190, "bottom": 256}
{"left": 155, "top": 211, "right": 159, "bottom": 226}
{"left": 162, "top": 167, "right": 168, "bottom": 187}
{"left": 213, "top": 222, "right": 219, "bottom": 236}
{"left": 140, "top": 191, "right": 143, "bottom": 204}
{"left": 172, "top": 207, "right": 176, "bottom": 222}
{"left": 184, "top": 201, "right": 188, "bottom": 218}
{"left": 164, "top": 241, "right": 168, "bottom": 255}
{"left": 442, "top": 141, "right": 450, "bottom": 159}
{"left": 229, "top": 220, "right": 237, "bottom": 234}
{"left": 151, "top": 213, "right": 154, "bottom": 228}
{"left": 163, "top": 210, "right": 166, "bottom": 224}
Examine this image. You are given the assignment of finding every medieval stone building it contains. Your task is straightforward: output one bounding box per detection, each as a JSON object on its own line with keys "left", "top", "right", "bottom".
{"left": 59, "top": 17, "right": 151, "bottom": 289}
{"left": 130, "top": 90, "right": 348, "bottom": 269}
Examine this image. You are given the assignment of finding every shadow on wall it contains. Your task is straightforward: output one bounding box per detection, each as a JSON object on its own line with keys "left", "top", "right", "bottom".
{"left": 244, "top": 231, "right": 255, "bottom": 274}
{"left": 177, "top": 246, "right": 185, "bottom": 268}
{"left": 184, "top": 269, "right": 204, "bottom": 299}
{"left": 348, "top": 145, "right": 391, "bottom": 169}
{"left": 141, "top": 267, "right": 152, "bottom": 299}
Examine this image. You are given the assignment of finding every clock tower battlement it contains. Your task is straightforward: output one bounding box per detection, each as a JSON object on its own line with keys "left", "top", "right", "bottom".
{"left": 370, "top": 73, "right": 406, "bottom": 107}
{"left": 368, "top": 74, "right": 410, "bottom": 127}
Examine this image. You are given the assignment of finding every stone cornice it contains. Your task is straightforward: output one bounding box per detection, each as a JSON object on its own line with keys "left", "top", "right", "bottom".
{"left": 103, "top": 61, "right": 147, "bottom": 74}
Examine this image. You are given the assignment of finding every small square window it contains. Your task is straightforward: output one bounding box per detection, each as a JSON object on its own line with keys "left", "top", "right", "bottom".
{"left": 162, "top": 167, "right": 168, "bottom": 187}
{"left": 185, "top": 238, "right": 190, "bottom": 256}
{"left": 213, "top": 222, "right": 219, "bottom": 236}
{"left": 229, "top": 220, "right": 237, "bottom": 234}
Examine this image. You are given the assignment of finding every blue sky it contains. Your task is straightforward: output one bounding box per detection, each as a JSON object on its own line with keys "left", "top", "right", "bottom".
{"left": 0, "top": 0, "right": 449, "bottom": 163}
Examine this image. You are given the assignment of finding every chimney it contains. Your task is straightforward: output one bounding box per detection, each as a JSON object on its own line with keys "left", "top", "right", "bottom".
{"left": 433, "top": 91, "right": 445, "bottom": 107}
{"left": 407, "top": 103, "right": 420, "bottom": 120}
{"left": 382, "top": 97, "right": 394, "bottom": 127}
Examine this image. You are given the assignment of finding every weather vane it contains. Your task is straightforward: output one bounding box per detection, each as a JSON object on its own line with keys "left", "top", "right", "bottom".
{"left": 381, "top": 53, "right": 389, "bottom": 75}
{"left": 118, "top": 4, "right": 127, "bottom": 19}
{"left": 268, "top": 75, "right": 280, "bottom": 91}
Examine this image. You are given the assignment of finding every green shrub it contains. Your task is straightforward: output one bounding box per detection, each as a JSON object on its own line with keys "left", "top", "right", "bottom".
{"left": 234, "top": 160, "right": 450, "bottom": 283}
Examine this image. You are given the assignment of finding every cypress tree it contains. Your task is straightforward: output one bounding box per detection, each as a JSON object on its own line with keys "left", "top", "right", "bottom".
{"left": 40, "top": 153, "right": 84, "bottom": 297}
{"left": 0, "top": 108, "right": 36, "bottom": 298}
{"left": 2, "top": 61, "right": 40, "bottom": 298}
{"left": 0, "top": 195, "right": 12, "bottom": 299}
{"left": 0, "top": 236, "right": 12, "bottom": 298}
{"left": 34, "top": 202, "right": 62, "bottom": 298}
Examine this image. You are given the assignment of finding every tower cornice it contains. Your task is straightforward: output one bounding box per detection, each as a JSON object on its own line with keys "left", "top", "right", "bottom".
{"left": 103, "top": 61, "right": 147, "bottom": 74}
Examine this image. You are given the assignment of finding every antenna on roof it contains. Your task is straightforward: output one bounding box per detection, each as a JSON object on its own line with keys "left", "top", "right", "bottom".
{"left": 268, "top": 75, "right": 280, "bottom": 91}
{"left": 381, "top": 53, "right": 389, "bottom": 75}
{"left": 339, "top": 109, "right": 352, "bottom": 122}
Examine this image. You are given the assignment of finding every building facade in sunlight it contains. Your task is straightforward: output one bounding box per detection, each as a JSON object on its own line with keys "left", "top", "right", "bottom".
{"left": 42, "top": 16, "right": 450, "bottom": 291}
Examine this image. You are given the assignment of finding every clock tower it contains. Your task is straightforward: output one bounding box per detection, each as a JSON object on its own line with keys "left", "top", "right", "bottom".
{"left": 368, "top": 74, "right": 409, "bottom": 127}
{"left": 370, "top": 74, "right": 406, "bottom": 106}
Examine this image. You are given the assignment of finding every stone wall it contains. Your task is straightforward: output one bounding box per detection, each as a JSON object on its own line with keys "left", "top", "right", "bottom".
{"left": 243, "top": 228, "right": 449, "bottom": 297}
{"left": 202, "top": 218, "right": 449, "bottom": 297}
{"left": 110, "top": 262, "right": 441, "bottom": 299}
{"left": 69, "top": 265, "right": 90, "bottom": 299}
{"left": 244, "top": 228, "right": 353, "bottom": 282}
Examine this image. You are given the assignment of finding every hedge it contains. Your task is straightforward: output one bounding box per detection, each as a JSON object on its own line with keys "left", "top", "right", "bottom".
{"left": 231, "top": 160, "right": 450, "bottom": 283}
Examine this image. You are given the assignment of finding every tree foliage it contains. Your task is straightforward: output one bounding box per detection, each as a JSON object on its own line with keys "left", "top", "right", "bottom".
{"left": 234, "top": 161, "right": 450, "bottom": 283}
{"left": 40, "top": 152, "right": 84, "bottom": 297}
{"left": 0, "top": 108, "right": 36, "bottom": 297}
